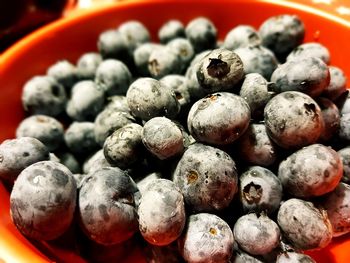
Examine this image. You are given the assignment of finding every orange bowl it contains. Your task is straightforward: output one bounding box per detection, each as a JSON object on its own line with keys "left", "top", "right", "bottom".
{"left": 1, "top": 0, "right": 350, "bottom": 262}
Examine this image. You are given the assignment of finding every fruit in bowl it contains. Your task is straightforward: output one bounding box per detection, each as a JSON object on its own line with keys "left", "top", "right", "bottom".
{"left": 1, "top": 0, "right": 350, "bottom": 262}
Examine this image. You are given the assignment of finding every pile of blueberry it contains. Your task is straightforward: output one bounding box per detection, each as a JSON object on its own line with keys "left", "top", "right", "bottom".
{"left": 1, "top": 14, "right": 350, "bottom": 262}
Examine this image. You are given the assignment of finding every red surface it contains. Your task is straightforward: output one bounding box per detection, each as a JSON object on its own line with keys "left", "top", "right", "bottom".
{"left": 1, "top": 0, "right": 350, "bottom": 262}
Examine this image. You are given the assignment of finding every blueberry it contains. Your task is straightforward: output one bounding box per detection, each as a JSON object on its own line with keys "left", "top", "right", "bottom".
{"left": 138, "top": 179, "right": 186, "bottom": 246}
{"left": 94, "top": 107, "right": 136, "bottom": 146}
{"left": 104, "top": 95, "right": 130, "bottom": 113}
{"left": 10, "top": 161, "right": 76, "bottom": 240}
{"left": 259, "top": 14, "right": 305, "bottom": 61}
{"left": 126, "top": 77, "right": 180, "bottom": 121}
{"left": 78, "top": 167, "right": 139, "bottom": 245}
{"left": 82, "top": 149, "right": 111, "bottom": 174}
{"left": 338, "top": 113, "right": 350, "bottom": 141}
{"left": 160, "top": 75, "right": 190, "bottom": 108}
{"left": 172, "top": 143, "right": 238, "bottom": 212}
{"left": 276, "top": 251, "right": 316, "bottom": 263}
{"left": 16, "top": 115, "right": 64, "bottom": 152}
{"left": 187, "top": 92, "right": 250, "bottom": 145}
{"left": 277, "top": 198, "right": 333, "bottom": 250}
{"left": 239, "top": 166, "right": 282, "bottom": 214}
{"left": 133, "top": 43, "right": 163, "bottom": 76}
{"left": 270, "top": 57, "right": 330, "bottom": 97}
{"left": 239, "top": 73, "right": 276, "bottom": 120}
{"left": 286, "top": 42, "right": 330, "bottom": 64}
{"left": 142, "top": 117, "right": 184, "bottom": 160}
{"left": 233, "top": 213, "right": 280, "bottom": 255}
{"left": 237, "top": 123, "right": 278, "bottom": 167}
{"left": 47, "top": 60, "right": 78, "bottom": 89}
{"left": 166, "top": 38, "right": 195, "bottom": 72}
{"left": 66, "top": 80, "right": 105, "bottom": 121}
{"left": 21, "top": 76, "right": 67, "bottom": 117}
{"left": 317, "top": 97, "right": 340, "bottom": 142}
{"left": 338, "top": 147, "right": 350, "bottom": 183}
{"left": 178, "top": 213, "right": 234, "bottom": 263}
{"left": 158, "top": 19, "right": 185, "bottom": 44}
{"left": 234, "top": 44, "right": 278, "bottom": 80}
{"left": 322, "top": 65, "right": 347, "bottom": 101}
{"left": 72, "top": 173, "right": 86, "bottom": 189}
{"left": 95, "top": 59, "right": 132, "bottom": 96}
{"left": 144, "top": 242, "right": 184, "bottom": 263}
{"left": 136, "top": 172, "right": 162, "bottom": 195}
{"left": 56, "top": 152, "right": 81, "bottom": 174}
{"left": 118, "top": 20, "right": 151, "bottom": 54}
{"left": 148, "top": 46, "right": 182, "bottom": 78}
{"left": 103, "top": 123, "right": 144, "bottom": 169}
{"left": 224, "top": 25, "right": 261, "bottom": 50}
{"left": 196, "top": 48, "right": 244, "bottom": 93}
{"left": 264, "top": 91, "right": 323, "bottom": 149}
{"left": 232, "top": 249, "right": 265, "bottom": 263}
{"left": 185, "top": 17, "right": 217, "bottom": 53}
{"left": 0, "top": 137, "right": 49, "bottom": 182}
{"left": 339, "top": 92, "right": 350, "bottom": 115}
{"left": 76, "top": 52, "right": 102, "bottom": 80}
{"left": 64, "top": 122, "right": 99, "bottom": 155}
{"left": 97, "top": 29, "right": 129, "bottom": 61}
{"left": 279, "top": 143, "right": 342, "bottom": 198}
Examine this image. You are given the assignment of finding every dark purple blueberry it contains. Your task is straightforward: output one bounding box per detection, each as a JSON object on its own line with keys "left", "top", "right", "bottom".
{"left": 21, "top": 76, "right": 67, "bottom": 117}
{"left": 278, "top": 143, "right": 342, "bottom": 198}
{"left": 259, "top": 14, "right": 305, "bottom": 61}
{"left": 264, "top": 91, "right": 323, "bottom": 149}
{"left": 270, "top": 57, "right": 330, "bottom": 97}
{"left": 158, "top": 19, "right": 185, "bottom": 44}
{"left": 187, "top": 92, "right": 250, "bottom": 145}
{"left": 224, "top": 25, "right": 261, "bottom": 50}
{"left": 78, "top": 167, "right": 139, "bottom": 245}
{"left": 233, "top": 213, "right": 280, "bottom": 255}
{"left": 0, "top": 137, "right": 49, "bottom": 182}
{"left": 76, "top": 52, "right": 102, "bottom": 80}
{"left": 317, "top": 97, "right": 340, "bottom": 142}
{"left": 323, "top": 66, "right": 348, "bottom": 102}
{"left": 10, "top": 161, "right": 76, "bottom": 240}
{"left": 338, "top": 113, "right": 350, "bottom": 141}
{"left": 196, "top": 48, "right": 244, "bottom": 93}
{"left": 239, "top": 166, "right": 282, "bottom": 214}
{"left": 277, "top": 198, "right": 333, "bottom": 250}
{"left": 82, "top": 149, "right": 112, "bottom": 174}
{"left": 178, "top": 213, "right": 234, "bottom": 263}
{"left": 138, "top": 179, "right": 186, "bottom": 246}
{"left": 172, "top": 143, "right": 238, "bottom": 212}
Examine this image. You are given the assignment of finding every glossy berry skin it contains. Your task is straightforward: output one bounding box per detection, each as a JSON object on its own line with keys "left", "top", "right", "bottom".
{"left": 321, "top": 182, "right": 350, "bottom": 237}
{"left": 142, "top": 117, "right": 184, "bottom": 160}
{"left": 0, "top": 137, "right": 49, "bottom": 182}
{"left": 103, "top": 123, "right": 144, "bottom": 169}
{"left": 16, "top": 115, "right": 64, "bottom": 152}
{"left": 138, "top": 179, "right": 186, "bottom": 246}
{"left": 239, "top": 73, "right": 276, "bottom": 120}
{"left": 196, "top": 48, "right": 244, "bottom": 93}
{"left": 10, "top": 161, "right": 76, "bottom": 240}
{"left": 270, "top": 57, "right": 330, "bottom": 98}
{"left": 286, "top": 42, "right": 330, "bottom": 64}
{"left": 239, "top": 166, "right": 282, "bottom": 214}
{"left": 277, "top": 198, "right": 333, "bottom": 250}
{"left": 21, "top": 76, "right": 67, "bottom": 117}
{"left": 76, "top": 52, "right": 102, "bottom": 80}
{"left": 126, "top": 77, "right": 180, "bottom": 121}
{"left": 234, "top": 44, "right": 278, "bottom": 80}
{"left": 278, "top": 143, "right": 343, "bottom": 198}
{"left": 233, "top": 213, "right": 280, "bottom": 255}
{"left": 66, "top": 80, "right": 105, "bottom": 121}
{"left": 259, "top": 14, "right": 305, "bottom": 61}
{"left": 338, "top": 147, "right": 350, "bottom": 183}
{"left": 264, "top": 91, "right": 323, "bottom": 149}
{"left": 64, "top": 122, "right": 99, "bottom": 155}
{"left": 94, "top": 107, "right": 136, "bottom": 146}
{"left": 187, "top": 92, "right": 250, "bottom": 145}
{"left": 78, "top": 167, "right": 139, "bottom": 245}
{"left": 185, "top": 17, "right": 217, "bottom": 53}
{"left": 173, "top": 143, "right": 238, "bottom": 212}
{"left": 178, "top": 213, "right": 234, "bottom": 263}
{"left": 47, "top": 60, "right": 78, "bottom": 89}
{"left": 158, "top": 19, "right": 185, "bottom": 44}
{"left": 224, "top": 25, "right": 261, "bottom": 50}
{"left": 95, "top": 59, "right": 132, "bottom": 96}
